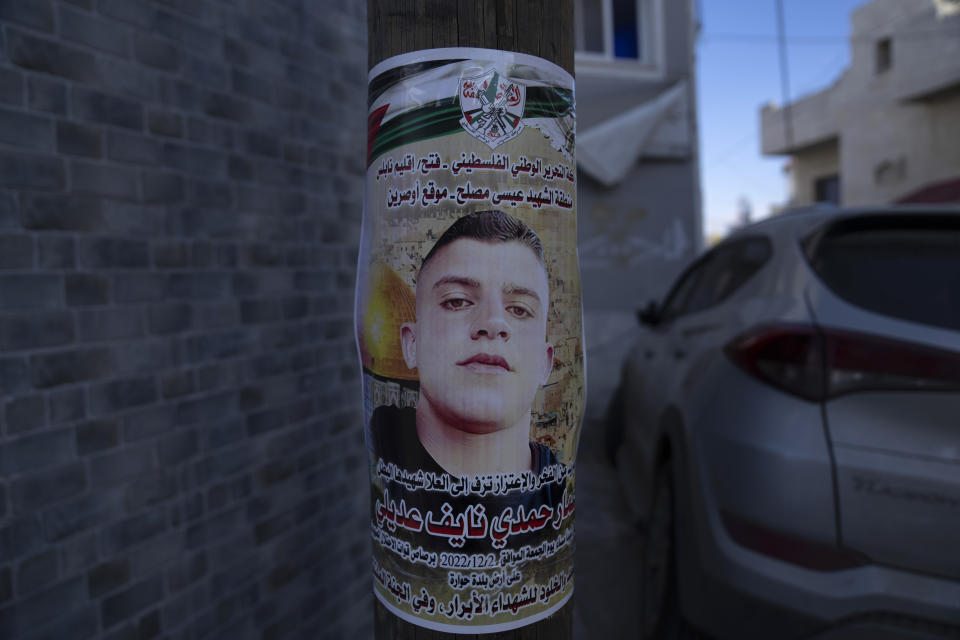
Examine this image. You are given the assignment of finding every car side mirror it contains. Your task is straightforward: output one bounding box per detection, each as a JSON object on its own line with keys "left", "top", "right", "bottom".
{"left": 636, "top": 301, "right": 661, "bottom": 327}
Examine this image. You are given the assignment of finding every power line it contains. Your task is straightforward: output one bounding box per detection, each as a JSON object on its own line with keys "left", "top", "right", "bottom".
{"left": 702, "top": 45, "right": 852, "bottom": 171}
{"left": 704, "top": 131, "right": 757, "bottom": 169}
{"left": 700, "top": 28, "right": 960, "bottom": 44}
{"left": 791, "top": 46, "right": 850, "bottom": 99}
{"left": 702, "top": 33, "right": 845, "bottom": 44}
{"left": 775, "top": 0, "right": 794, "bottom": 150}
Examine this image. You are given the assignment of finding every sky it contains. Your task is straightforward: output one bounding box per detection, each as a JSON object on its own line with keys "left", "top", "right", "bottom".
{"left": 696, "top": 0, "right": 869, "bottom": 239}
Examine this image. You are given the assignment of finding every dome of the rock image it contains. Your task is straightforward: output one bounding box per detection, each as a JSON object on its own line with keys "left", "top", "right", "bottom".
{"left": 357, "top": 261, "right": 418, "bottom": 381}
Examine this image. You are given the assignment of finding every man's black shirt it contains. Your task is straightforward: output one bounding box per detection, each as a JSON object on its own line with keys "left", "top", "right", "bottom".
{"left": 369, "top": 405, "right": 565, "bottom": 553}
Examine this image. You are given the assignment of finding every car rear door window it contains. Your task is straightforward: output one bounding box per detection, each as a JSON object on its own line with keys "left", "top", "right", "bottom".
{"left": 661, "top": 236, "right": 771, "bottom": 322}
{"left": 684, "top": 237, "right": 771, "bottom": 314}
{"left": 806, "top": 215, "right": 960, "bottom": 331}
{"left": 659, "top": 254, "right": 714, "bottom": 323}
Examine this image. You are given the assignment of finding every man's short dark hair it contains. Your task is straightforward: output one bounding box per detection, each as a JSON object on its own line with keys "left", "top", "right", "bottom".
{"left": 420, "top": 210, "right": 545, "bottom": 274}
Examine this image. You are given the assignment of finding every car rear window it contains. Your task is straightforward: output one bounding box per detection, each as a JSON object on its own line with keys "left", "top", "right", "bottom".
{"left": 805, "top": 215, "right": 960, "bottom": 331}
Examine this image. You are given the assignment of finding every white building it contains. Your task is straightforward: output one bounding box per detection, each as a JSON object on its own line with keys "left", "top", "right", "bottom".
{"left": 574, "top": 0, "right": 703, "bottom": 415}
{"left": 761, "top": 0, "right": 960, "bottom": 207}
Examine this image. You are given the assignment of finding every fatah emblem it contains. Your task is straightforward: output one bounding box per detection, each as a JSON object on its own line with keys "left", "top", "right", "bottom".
{"left": 458, "top": 68, "right": 526, "bottom": 149}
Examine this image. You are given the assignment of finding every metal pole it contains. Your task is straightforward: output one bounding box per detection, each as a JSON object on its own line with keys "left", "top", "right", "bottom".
{"left": 775, "top": 0, "right": 795, "bottom": 150}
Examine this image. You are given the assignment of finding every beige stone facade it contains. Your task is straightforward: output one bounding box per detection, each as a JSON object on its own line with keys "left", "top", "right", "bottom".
{"left": 761, "top": 0, "right": 960, "bottom": 207}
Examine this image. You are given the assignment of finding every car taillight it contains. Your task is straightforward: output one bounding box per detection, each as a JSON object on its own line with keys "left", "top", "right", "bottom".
{"left": 724, "top": 326, "right": 825, "bottom": 401}
{"left": 724, "top": 324, "right": 960, "bottom": 401}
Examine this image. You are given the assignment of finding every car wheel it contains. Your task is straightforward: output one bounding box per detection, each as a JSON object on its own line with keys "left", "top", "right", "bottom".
{"left": 604, "top": 384, "right": 626, "bottom": 466}
{"left": 641, "top": 463, "right": 681, "bottom": 640}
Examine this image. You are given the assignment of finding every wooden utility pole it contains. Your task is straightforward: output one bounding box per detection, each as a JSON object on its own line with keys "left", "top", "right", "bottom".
{"left": 369, "top": 1, "right": 573, "bottom": 74}
{"left": 367, "top": 4, "right": 574, "bottom": 638}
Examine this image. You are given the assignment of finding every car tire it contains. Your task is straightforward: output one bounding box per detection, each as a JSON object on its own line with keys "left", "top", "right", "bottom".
{"left": 641, "top": 463, "right": 682, "bottom": 640}
{"left": 604, "top": 384, "right": 626, "bottom": 466}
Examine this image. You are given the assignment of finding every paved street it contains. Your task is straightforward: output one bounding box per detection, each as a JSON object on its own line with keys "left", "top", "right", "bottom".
{"left": 573, "top": 421, "right": 645, "bottom": 639}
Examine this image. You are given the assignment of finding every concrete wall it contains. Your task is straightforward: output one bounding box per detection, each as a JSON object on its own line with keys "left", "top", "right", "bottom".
{"left": 577, "top": 160, "right": 698, "bottom": 416}
{"left": 762, "top": 0, "right": 960, "bottom": 207}
{"left": 664, "top": 0, "right": 696, "bottom": 80}
{"left": 0, "top": 1, "right": 371, "bottom": 638}
{"left": 852, "top": 0, "right": 960, "bottom": 101}
{"left": 760, "top": 78, "right": 844, "bottom": 155}
{"left": 788, "top": 140, "right": 840, "bottom": 206}
{"left": 576, "top": 0, "right": 701, "bottom": 417}
{"left": 578, "top": 162, "right": 699, "bottom": 310}
{"left": 843, "top": 89, "right": 960, "bottom": 205}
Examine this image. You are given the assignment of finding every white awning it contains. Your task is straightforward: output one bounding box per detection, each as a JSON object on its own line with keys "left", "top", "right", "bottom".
{"left": 577, "top": 81, "right": 689, "bottom": 187}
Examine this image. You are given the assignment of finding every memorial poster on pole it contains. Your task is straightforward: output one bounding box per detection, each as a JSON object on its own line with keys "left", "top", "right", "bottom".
{"left": 357, "top": 48, "right": 584, "bottom": 633}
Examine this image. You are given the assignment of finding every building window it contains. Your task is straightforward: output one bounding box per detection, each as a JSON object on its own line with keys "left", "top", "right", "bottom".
{"left": 612, "top": 0, "right": 640, "bottom": 58}
{"left": 876, "top": 38, "right": 892, "bottom": 73}
{"left": 575, "top": 0, "right": 656, "bottom": 66}
{"left": 814, "top": 175, "right": 841, "bottom": 204}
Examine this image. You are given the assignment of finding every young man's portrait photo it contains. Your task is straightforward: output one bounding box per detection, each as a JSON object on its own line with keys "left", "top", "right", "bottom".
{"left": 371, "top": 210, "right": 558, "bottom": 478}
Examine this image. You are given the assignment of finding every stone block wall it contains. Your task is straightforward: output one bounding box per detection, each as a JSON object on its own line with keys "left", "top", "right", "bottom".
{"left": 0, "top": 1, "right": 371, "bottom": 638}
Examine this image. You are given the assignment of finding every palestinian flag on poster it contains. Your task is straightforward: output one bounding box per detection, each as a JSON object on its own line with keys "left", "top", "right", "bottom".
{"left": 367, "top": 58, "right": 575, "bottom": 166}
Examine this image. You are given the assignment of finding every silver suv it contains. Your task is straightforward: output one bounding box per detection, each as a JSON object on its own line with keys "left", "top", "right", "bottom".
{"left": 606, "top": 206, "right": 960, "bottom": 639}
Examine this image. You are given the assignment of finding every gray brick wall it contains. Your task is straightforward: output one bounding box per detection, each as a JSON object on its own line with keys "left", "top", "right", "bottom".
{"left": 0, "top": 1, "right": 371, "bottom": 638}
